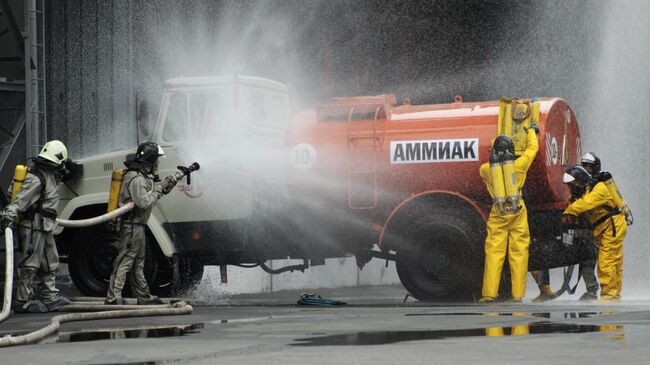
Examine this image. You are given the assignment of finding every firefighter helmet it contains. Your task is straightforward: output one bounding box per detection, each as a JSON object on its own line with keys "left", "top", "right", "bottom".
{"left": 37, "top": 140, "right": 68, "bottom": 167}
{"left": 563, "top": 164, "right": 591, "bottom": 187}
{"left": 135, "top": 142, "right": 165, "bottom": 166}
{"left": 581, "top": 152, "right": 601, "bottom": 175}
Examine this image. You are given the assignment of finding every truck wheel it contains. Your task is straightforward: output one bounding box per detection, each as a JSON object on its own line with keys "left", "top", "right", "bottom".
{"left": 68, "top": 228, "right": 120, "bottom": 297}
{"left": 68, "top": 227, "right": 204, "bottom": 297}
{"left": 142, "top": 229, "right": 204, "bottom": 296}
{"left": 148, "top": 251, "right": 204, "bottom": 296}
{"left": 396, "top": 213, "right": 484, "bottom": 302}
{"left": 166, "top": 257, "right": 204, "bottom": 296}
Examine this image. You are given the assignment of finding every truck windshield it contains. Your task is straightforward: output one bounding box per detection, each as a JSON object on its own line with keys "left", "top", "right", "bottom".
{"left": 162, "top": 89, "right": 231, "bottom": 142}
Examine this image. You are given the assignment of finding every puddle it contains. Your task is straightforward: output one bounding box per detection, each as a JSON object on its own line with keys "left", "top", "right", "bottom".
{"left": 405, "top": 312, "right": 607, "bottom": 319}
{"left": 531, "top": 312, "right": 605, "bottom": 319}
{"left": 405, "top": 312, "right": 484, "bottom": 316}
{"left": 55, "top": 323, "right": 204, "bottom": 343}
{"left": 292, "top": 322, "right": 622, "bottom": 346}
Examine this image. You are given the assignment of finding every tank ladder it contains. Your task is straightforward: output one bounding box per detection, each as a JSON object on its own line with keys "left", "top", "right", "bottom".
{"left": 346, "top": 105, "right": 384, "bottom": 209}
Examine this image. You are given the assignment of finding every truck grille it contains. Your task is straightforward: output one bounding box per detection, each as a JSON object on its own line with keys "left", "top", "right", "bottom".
{"left": 103, "top": 162, "right": 113, "bottom": 171}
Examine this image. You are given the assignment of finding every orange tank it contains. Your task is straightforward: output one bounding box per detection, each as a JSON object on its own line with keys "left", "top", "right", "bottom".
{"left": 287, "top": 94, "right": 581, "bottom": 215}
{"left": 283, "top": 94, "right": 587, "bottom": 302}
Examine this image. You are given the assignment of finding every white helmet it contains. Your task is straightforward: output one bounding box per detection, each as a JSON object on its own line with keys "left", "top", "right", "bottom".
{"left": 38, "top": 140, "right": 68, "bottom": 166}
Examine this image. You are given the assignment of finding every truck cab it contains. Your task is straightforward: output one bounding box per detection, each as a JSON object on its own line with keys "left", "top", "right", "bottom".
{"left": 56, "top": 75, "right": 292, "bottom": 296}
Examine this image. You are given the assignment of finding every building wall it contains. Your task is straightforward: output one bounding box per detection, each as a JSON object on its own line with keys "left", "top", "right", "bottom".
{"left": 0, "top": 0, "right": 24, "bottom": 80}
{"left": 0, "top": 83, "right": 25, "bottom": 200}
{"left": 47, "top": 0, "right": 138, "bottom": 158}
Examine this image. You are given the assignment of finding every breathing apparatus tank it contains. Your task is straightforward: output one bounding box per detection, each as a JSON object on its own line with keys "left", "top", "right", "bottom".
{"left": 11, "top": 165, "right": 27, "bottom": 202}
{"left": 489, "top": 136, "right": 521, "bottom": 215}
{"left": 489, "top": 153, "right": 507, "bottom": 214}
{"left": 106, "top": 162, "right": 200, "bottom": 212}
{"left": 600, "top": 174, "right": 633, "bottom": 225}
{"left": 107, "top": 169, "right": 125, "bottom": 213}
{"left": 501, "top": 159, "right": 521, "bottom": 212}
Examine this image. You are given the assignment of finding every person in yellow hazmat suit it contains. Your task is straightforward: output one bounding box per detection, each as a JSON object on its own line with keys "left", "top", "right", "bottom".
{"left": 478, "top": 126, "right": 539, "bottom": 303}
{"left": 563, "top": 164, "right": 627, "bottom": 301}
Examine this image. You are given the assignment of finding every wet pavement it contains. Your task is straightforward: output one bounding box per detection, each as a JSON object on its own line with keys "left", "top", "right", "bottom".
{"left": 2, "top": 285, "right": 650, "bottom": 364}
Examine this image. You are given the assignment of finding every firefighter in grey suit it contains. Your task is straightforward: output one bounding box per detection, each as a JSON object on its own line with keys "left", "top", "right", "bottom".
{"left": 105, "top": 142, "right": 177, "bottom": 305}
{"left": 2, "top": 140, "right": 72, "bottom": 312}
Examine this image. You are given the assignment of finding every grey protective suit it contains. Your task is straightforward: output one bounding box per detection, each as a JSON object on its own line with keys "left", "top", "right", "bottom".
{"left": 2, "top": 166, "right": 62, "bottom": 306}
{"left": 106, "top": 169, "right": 163, "bottom": 301}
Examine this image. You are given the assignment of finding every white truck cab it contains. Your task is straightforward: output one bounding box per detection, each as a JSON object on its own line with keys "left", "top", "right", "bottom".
{"left": 57, "top": 75, "right": 291, "bottom": 296}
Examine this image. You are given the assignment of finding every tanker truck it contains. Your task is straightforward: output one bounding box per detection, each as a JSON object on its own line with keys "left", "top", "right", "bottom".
{"left": 54, "top": 75, "right": 592, "bottom": 301}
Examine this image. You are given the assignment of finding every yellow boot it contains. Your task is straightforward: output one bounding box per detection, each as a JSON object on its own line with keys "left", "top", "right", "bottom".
{"left": 532, "top": 284, "right": 556, "bottom": 302}
{"left": 479, "top": 296, "right": 496, "bottom": 304}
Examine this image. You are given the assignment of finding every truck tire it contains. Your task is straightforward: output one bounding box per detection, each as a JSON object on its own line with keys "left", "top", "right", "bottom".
{"left": 68, "top": 226, "right": 204, "bottom": 297}
{"left": 396, "top": 213, "right": 484, "bottom": 302}
{"left": 68, "top": 227, "right": 120, "bottom": 297}
{"left": 150, "top": 252, "right": 204, "bottom": 297}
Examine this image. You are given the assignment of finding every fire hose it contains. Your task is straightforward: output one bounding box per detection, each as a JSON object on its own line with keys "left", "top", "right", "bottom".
{"left": 0, "top": 301, "right": 192, "bottom": 347}
{"left": 1, "top": 203, "right": 135, "bottom": 324}
{"left": 0, "top": 227, "right": 14, "bottom": 323}
{"left": 55, "top": 162, "right": 199, "bottom": 229}
{"left": 55, "top": 201, "right": 136, "bottom": 228}
{"left": 0, "top": 210, "right": 194, "bottom": 347}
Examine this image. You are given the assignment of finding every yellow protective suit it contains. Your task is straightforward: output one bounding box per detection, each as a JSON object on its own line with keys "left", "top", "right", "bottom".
{"left": 479, "top": 129, "right": 538, "bottom": 300}
{"left": 564, "top": 182, "right": 627, "bottom": 300}
{"left": 484, "top": 312, "right": 529, "bottom": 336}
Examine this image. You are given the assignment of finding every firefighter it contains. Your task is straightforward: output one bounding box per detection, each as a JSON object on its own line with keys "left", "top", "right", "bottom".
{"left": 105, "top": 142, "right": 178, "bottom": 305}
{"left": 1, "top": 140, "right": 72, "bottom": 313}
{"left": 571, "top": 152, "right": 602, "bottom": 300}
{"left": 479, "top": 126, "right": 539, "bottom": 303}
{"left": 563, "top": 163, "right": 627, "bottom": 301}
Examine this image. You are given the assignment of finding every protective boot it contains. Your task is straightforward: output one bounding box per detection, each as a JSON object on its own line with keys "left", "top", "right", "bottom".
{"left": 44, "top": 296, "right": 72, "bottom": 312}
{"left": 596, "top": 295, "right": 620, "bottom": 303}
{"left": 532, "top": 284, "right": 556, "bottom": 302}
{"left": 137, "top": 296, "right": 165, "bottom": 305}
{"left": 104, "top": 298, "right": 127, "bottom": 305}
{"left": 579, "top": 292, "right": 598, "bottom": 301}
{"left": 13, "top": 300, "right": 49, "bottom": 313}
{"left": 479, "top": 296, "right": 496, "bottom": 304}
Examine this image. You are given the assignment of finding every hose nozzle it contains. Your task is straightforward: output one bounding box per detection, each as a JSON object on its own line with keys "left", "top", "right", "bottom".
{"left": 187, "top": 162, "right": 200, "bottom": 172}
{"left": 175, "top": 162, "right": 200, "bottom": 185}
